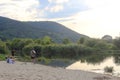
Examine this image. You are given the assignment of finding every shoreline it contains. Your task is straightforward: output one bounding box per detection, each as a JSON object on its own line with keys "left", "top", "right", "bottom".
{"left": 0, "top": 61, "right": 120, "bottom": 80}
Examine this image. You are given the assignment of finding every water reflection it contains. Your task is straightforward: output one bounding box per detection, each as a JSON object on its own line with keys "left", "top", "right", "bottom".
{"left": 66, "top": 54, "right": 120, "bottom": 77}
{"left": 79, "top": 53, "right": 110, "bottom": 65}
{"left": 113, "top": 54, "right": 120, "bottom": 65}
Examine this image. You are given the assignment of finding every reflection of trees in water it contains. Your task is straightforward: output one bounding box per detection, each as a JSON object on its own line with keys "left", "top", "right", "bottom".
{"left": 113, "top": 54, "right": 120, "bottom": 65}
{"left": 83, "top": 53, "right": 120, "bottom": 65}
{"left": 80, "top": 53, "right": 111, "bottom": 65}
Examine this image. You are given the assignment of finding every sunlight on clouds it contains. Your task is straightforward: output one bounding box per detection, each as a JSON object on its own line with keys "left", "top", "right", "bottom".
{"left": 0, "top": 0, "right": 44, "bottom": 21}
{"left": 84, "top": 0, "right": 107, "bottom": 9}
{"left": 50, "top": 5, "right": 63, "bottom": 12}
{"left": 48, "top": 0, "right": 69, "bottom": 4}
{"left": 61, "top": 0, "right": 120, "bottom": 38}
{"left": 46, "top": 0, "right": 69, "bottom": 13}
{"left": 85, "top": 0, "right": 120, "bottom": 9}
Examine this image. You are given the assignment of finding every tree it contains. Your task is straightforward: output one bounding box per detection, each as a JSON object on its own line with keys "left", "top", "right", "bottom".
{"left": 78, "top": 37, "right": 85, "bottom": 44}
{"left": 114, "top": 38, "right": 120, "bottom": 49}
{"left": 41, "top": 36, "right": 53, "bottom": 45}
{"left": 11, "top": 38, "right": 33, "bottom": 50}
{"left": 34, "top": 38, "right": 42, "bottom": 44}
{"left": 10, "top": 38, "right": 34, "bottom": 56}
{"left": 62, "top": 38, "right": 71, "bottom": 44}
{"left": 85, "top": 38, "right": 98, "bottom": 47}
{"left": 0, "top": 40, "right": 8, "bottom": 54}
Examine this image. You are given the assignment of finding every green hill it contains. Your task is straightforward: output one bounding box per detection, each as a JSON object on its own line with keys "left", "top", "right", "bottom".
{"left": 0, "top": 16, "right": 88, "bottom": 42}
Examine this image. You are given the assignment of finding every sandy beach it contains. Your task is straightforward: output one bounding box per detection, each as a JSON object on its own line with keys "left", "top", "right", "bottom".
{"left": 0, "top": 61, "right": 120, "bottom": 80}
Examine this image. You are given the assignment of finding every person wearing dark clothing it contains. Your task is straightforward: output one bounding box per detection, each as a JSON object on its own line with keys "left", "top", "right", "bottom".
{"left": 30, "top": 49, "right": 36, "bottom": 63}
{"left": 11, "top": 49, "right": 15, "bottom": 57}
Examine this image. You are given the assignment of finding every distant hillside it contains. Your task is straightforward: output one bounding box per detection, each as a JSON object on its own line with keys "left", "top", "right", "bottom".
{"left": 0, "top": 16, "right": 88, "bottom": 42}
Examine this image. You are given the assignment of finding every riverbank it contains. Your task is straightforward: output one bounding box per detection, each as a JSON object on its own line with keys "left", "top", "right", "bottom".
{"left": 0, "top": 61, "right": 119, "bottom": 80}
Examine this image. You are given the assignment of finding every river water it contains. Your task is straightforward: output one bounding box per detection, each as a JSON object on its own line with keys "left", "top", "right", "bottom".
{"left": 66, "top": 57, "right": 120, "bottom": 77}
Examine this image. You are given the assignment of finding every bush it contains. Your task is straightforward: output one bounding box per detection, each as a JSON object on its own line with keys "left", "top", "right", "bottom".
{"left": 17, "top": 56, "right": 31, "bottom": 62}
{"left": 0, "top": 41, "right": 8, "bottom": 54}
{"left": 0, "top": 54, "right": 6, "bottom": 61}
{"left": 104, "top": 66, "right": 114, "bottom": 73}
{"left": 38, "top": 57, "right": 51, "bottom": 64}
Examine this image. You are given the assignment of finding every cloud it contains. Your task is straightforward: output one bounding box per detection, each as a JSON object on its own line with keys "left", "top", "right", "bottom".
{"left": 59, "top": 0, "right": 120, "bottom": 38}
{"left": 48, "top": 5, "right": 63, "bottom": 12}
{"left": 0, "top": 0, "right": 44, "bottom": 21}
{"left": 46, "top": 0, "right": 69, "bottom": 13}
{"left": 48, "top": 0, "right": 69, "bottom": 4}
{"left": 45, "top": 5, "right": 64, "bottom": 13}
{"left": 84, "top": 0, "right": 120, "bottom": 9}
{"left": 0, "top": 0, "right": 88, "bottom": 20}
{"left": 45, "top": 4, "right": 64, "bottom": 13}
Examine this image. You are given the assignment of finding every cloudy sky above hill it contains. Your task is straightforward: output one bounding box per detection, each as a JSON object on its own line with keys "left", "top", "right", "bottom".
{"left": 0, "top": 0, "right": 120, "bottom": 38}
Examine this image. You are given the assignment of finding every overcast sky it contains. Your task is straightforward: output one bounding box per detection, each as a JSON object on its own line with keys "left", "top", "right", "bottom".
{"left": 0, "top": 0, "right": 120, "bottom": 38}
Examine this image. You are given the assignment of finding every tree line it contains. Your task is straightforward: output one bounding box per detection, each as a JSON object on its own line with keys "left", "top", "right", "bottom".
{"left": 0, "top": 36, "right": 120, "bottom": 60}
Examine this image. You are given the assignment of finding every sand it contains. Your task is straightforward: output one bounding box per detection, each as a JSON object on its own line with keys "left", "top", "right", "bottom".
{"left": 0, "top": 61, "right": 120, "bottom": 80}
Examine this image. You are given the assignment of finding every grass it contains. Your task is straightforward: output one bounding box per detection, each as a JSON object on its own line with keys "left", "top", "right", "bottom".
{"left": 16, "top": 56, "right": 31, "bottom": 62}
{"left": 0, "top": 54, "right": 7, "bottom": 61}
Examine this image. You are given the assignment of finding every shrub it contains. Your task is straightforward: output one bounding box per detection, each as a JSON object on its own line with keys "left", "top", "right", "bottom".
{"left": 104, "top": 66, "right": 114, "bottom": 73}
{"left": 38, "top": 57, "right": 51, "bottom": 64}
{"left": 0, "top": 54, "right": 6, "bottom": 61}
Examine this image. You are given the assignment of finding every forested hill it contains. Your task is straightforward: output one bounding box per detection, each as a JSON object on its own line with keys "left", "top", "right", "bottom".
{"left": 0, "top": 16, "right": 88, "bottom": 42}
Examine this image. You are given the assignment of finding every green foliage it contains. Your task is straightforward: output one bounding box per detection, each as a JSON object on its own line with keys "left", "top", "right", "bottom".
{"left": 85, "top": 38, "right": 113, "bottom": 51}
{"left": 0, "top": 35, "right": 118, "bottom": 61}
{"left": 62, "top": 38, "right": 71, "bottom": 44}
{"left": 41, "top": 36, "right": 54, "bottom": 45}
{"left": 0, "top": 40, "right": 8, "bottom": 54}
{"left": 10, "top": 38, "right": 34, "bottom": 50}
{"left": 23, "top": 44, "right": 37, "bottom": 55}
{"left": 39, "top": 44, "right": 93, "bottom": 59}
{"left": 113, "top": 38, "right": 120, "bottom": 49}
{"left": 22, "top": 43, "right": 94, "bottom": 59}
{"left": 94, "top": 41, "right": 108, "bottom": 51}
{"left": 38, "top": 57, "right": 51, "bottom": 64}
{"left": 78, "top": 37, "right": 85, "bottom": 44}
{"left": 17, "top": 56, "right": 31, "bottom": 62}
{"left": 85, "top": 38, "right": 98, "bottom": 47}
{"left": 34, "top": 38, "right": 42, "bottom": 44}
{"left": 0, "top": 54, "right": 6, "bottom": 60}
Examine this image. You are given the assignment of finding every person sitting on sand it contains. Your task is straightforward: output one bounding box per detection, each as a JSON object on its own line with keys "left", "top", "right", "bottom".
{"left": 6, "top": 56, "right": 10, "bottom": 63}
{"left": 9, "top": 56, "right": 15, "bottom": 64}
{"left": 6, "top": 56, "right": 15, "bottom": 64}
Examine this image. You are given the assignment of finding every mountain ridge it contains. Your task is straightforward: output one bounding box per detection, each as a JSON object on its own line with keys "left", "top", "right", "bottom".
{"left": 0, "top": 16, "right": 88, "bottom": 42}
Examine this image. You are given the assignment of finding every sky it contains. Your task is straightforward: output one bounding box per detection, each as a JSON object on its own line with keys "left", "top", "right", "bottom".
{"left": 0, "top": 0, "right": 120, "bottom": 39}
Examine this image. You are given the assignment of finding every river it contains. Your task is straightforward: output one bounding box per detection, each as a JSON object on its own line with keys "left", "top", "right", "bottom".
{"left": 66, "top": 57, "right": 120, "bottom": 77}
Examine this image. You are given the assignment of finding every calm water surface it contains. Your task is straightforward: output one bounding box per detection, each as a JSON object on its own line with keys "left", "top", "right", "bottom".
{"left": 66, "top": 57, "right": 120, "bottom": 76}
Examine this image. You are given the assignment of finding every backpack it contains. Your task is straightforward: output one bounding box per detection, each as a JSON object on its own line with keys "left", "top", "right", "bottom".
{"left": 31, "top": 50, "right": 36, "bottom": 57}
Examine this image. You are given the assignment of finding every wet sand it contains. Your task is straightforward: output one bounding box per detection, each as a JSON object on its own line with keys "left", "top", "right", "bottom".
{"left": 0, "top": 61, "right": 119, "bottom": 80}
